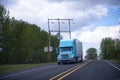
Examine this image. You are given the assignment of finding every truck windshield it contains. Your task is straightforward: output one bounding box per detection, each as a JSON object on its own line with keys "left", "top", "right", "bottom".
{"left": 60, "top": 47, "right": 73, "bottom": 52}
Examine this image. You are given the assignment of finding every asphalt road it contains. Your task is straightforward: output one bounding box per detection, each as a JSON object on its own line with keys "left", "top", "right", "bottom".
{"left": 0, "top": 60, "right": 120, "bottom": 80}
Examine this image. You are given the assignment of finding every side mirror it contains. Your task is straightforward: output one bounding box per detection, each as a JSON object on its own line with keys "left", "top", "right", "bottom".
{"left": 56, "top": 48, "right": 59, "bottom": 54}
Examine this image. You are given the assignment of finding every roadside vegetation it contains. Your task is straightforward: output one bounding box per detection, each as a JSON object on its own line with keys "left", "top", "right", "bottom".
{"left": 0, "top": 5, "right": 59, "bottom": 64}
{"left": 111, "top": 58, "right": 120, "bottom": 64}
{"left": 0, "top": 62, "right": 56, "bottom": 74}
{"left": 99, "top": 37, "right": 120, "bottom": 63}
{"left": 85, "top": 48, "right": 98, "bottom": 60}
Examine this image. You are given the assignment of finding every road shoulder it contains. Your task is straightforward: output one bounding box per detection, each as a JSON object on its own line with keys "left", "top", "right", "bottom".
{"left": 105, "top": 60, "right": 120, "bottom": 71}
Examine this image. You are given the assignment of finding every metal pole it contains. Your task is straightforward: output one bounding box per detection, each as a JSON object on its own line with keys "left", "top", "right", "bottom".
{"left": 48, "top": 19, "right": 51, "bottom": 62}
{"left": 48, "top": 19, "right": 51, "bottom": 47}
{"left": 58, "top": 19, "right": 60, "bottom": 40}
{"left": 68, "top": 19, "right": 71, "bottom": 39}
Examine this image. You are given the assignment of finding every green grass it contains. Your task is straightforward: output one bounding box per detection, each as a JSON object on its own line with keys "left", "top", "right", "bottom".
{"left": 112, "top": 58, "right": 120, "bottom": 64}
{"left": 0, "top": 63, "right": 56, "bottom": 74}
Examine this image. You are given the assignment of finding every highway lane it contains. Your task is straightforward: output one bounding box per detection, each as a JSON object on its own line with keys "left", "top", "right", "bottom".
{"left": 0, "top": 62, "right": 82, "bottom": 80}
{"left": 63, "top": 60, "right": 120, "bottom": 80}
{"left": 0, "top": 60, "right": 120, "bottom": 80}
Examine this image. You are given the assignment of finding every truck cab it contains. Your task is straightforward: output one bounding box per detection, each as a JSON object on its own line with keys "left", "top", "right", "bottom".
{"left": 57, "top": 39, "right": 83, "bottom": 65}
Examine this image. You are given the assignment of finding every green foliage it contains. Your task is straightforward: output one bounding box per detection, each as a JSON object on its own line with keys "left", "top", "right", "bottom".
{"left": 0, "top": 63, "right": 56, "bottom": 74}
{"left": 85, "top": 48, "right": 97, "bottom": 60}
{"left": 100, "top": 37, "right": 120, "bottom": 60}
{"left": 0, "top": 4, "right": 11, "bottom": 64}
{"left": 0, "top": 5, "right": 59, "bottom": 64}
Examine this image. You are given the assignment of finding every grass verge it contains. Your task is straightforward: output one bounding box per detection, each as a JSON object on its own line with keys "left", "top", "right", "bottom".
{"left": 112, "top": 58, "right": 120, "bottom": 64}
{"left": 0, "top": 62, "right": 56, "bottom": 74}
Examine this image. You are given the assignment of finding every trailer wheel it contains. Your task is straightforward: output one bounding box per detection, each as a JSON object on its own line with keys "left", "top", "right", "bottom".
{"left": 73, "top": 58, "right": 78, "bottom": 63}
{"left": 80, "top": 56, "right": 83, "bottom": 62}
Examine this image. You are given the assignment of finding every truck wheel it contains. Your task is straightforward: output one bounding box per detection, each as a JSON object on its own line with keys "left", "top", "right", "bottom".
{"left": 73, "top": 59, "right": 76, "bottom": 64}
{"left": 80, "top": 56, "right": 83, "bottom": 62}
{"left": 58, "top": 62, "right": 61, "bottom": 65}
{"left": 75, "top": 58, "right": 78, "bottom": 63}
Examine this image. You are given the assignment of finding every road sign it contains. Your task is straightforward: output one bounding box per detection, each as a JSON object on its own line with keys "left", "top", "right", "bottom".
{"left": 44, "top": 46, "right": 53, "bottom": 52}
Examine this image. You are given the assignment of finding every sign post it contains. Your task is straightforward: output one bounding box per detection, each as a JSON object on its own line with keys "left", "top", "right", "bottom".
{"left": 44, "top": 46, "right": 53, "bottom": 62}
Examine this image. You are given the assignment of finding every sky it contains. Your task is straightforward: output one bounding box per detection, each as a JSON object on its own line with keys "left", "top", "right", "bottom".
{"left": 0, "top": 0, "right": 120, "bottom": 58}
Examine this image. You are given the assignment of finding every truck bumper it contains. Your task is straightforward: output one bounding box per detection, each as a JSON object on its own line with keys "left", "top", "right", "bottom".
{"left": 58, "top": 58, "right": 75, "bottom": 63}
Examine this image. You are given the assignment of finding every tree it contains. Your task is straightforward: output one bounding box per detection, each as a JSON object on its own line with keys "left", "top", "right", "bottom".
{"left": 100, "top": 37, "right": 120, "bottom": 60}
{"left": 114, "top": 39, "right": 120, "bottom": 58}
{"left": 50, "top": 35, "right": 59, "bottom": 62}
{"left": 0, "top": 5, "right": 59, "bottom": 64}
{"left": 99, "top": 28, "right": 120, "bottom": 60}
{"left": 0, "top": 4, "right": 11, "bottom": 64}
{"left": 86, "top": 48, "right": 97, "bottom": 60}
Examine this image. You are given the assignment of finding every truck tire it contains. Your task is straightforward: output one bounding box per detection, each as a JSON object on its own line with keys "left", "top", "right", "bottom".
{"left": 58, "top": 62, "right": 61, "bottom": 65}
{"left": 80, "top": 56, "right": 83, "bottom": 62}
{"left": 75, "top": 58, "right": 78, "bottom": 63}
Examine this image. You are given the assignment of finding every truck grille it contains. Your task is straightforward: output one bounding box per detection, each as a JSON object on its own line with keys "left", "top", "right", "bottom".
{"left": 61, "top": 54, "right": 69, "bottom": 59}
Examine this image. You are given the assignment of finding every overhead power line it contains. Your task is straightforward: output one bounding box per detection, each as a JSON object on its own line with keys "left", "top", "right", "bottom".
{"left": 47, "top": 19, "right": 74, "bottom": 62}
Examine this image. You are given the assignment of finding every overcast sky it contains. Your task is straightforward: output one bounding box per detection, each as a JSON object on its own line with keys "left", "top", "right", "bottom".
{"left": 0, "top": 0, "right": 120, "bottom": 57}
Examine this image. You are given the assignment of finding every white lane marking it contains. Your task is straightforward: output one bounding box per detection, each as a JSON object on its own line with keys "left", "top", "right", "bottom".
{"left": 106, "top": 60, "right": 120, "bottom": 71}
{"left": 0, "top": 65, "right": 57, "bottom": 79}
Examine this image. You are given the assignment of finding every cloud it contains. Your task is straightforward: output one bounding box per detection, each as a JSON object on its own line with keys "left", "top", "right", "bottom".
{"left": 103, "top": 0, "right": 120, "bottom": 7}
{"left": 77, "top": 25, "right": 119, "bottom": 42}
{"left": 72, "top": 24, "right": 120, "bottom": 43}
{"left": 63, "top": 24, "right": 120, "bottom": 45}
{"left": 45, "top": 0, "right": 120, "bottom": 11}
{"left": 1, "top": 0, "right": 107, "bottom": 31}
{"left": 46, "top": 0, "right": 64, "bottom": 3}
{"left": 71, "top": 24, "right": 120, "bottom": 55}
{"left": 0, "top": 0, "right": 118, "bottom": 32}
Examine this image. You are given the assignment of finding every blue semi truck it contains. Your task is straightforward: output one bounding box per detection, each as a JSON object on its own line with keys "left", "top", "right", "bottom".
{"left": 56, "top": 39, "right": 83, "bottom": 65}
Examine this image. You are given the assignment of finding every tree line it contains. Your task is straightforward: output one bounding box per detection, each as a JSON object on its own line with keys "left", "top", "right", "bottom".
{"left": 85, "top": 48, "right": 97, "bottom": 60}
{"left": 100, "top": 37, "right": 120, "bottom": 60}
{"left": 86, "top": 37, "right": 120, "bottom": 60}
{"left": 0, "top": 5, "right": 59, "bottom": 64}
{"left": 85, "top": 30, "right": 120, "bottom": 60}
